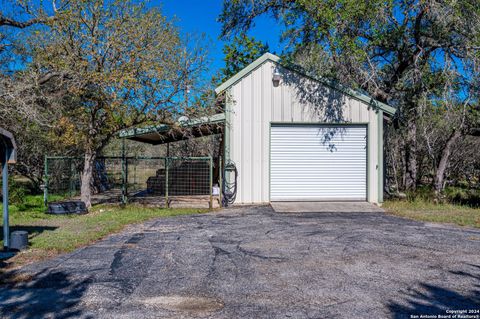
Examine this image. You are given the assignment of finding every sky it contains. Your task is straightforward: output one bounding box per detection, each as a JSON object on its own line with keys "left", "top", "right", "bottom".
{"left": 1, "top": 0, "right": 285, "bottom": 79}
{"left": 157, "top": 0, "right": 285, "bottom": 78}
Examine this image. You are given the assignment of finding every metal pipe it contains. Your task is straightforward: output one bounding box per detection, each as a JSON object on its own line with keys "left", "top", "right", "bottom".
{"left": 209, "top": 156, "right": 213, "bottom": 209}
{"left": 44, "top": 155, "right": 49, "bottom": 207}
{"left": 165, "top": 157, "right": 169, "bottom": 208}
{"left": 3, "top": 148, "right": 10, "bottom": 250}
{"left": 219, "top": 156, "right": 223, "bottom": 207}
{"left": 121, "top": 138, "right": 127, "bottom": 205}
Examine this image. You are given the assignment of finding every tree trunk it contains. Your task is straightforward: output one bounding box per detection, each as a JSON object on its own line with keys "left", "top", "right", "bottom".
{"left": 81, "top": 150, "right": 96, "bottom": 208}
{"left": 434, "top": 129, "right": 462, "bottom": 196}
{"left": 405, "top": 118, "right": 418, "bottom": 191}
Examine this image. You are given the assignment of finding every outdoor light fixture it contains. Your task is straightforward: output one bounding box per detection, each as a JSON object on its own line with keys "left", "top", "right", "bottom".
{"left": 272, "top": 67, "right": 282, "bottom": 87}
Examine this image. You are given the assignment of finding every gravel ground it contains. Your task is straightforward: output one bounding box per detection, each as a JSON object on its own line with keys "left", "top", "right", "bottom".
{"left": 1, "top": 205, "right": 480, "bottom": 318}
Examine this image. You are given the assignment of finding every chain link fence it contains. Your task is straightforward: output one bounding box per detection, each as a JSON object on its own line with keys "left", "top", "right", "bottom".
{"left": 44, "top": 156, "right": 217, "bottom": 208}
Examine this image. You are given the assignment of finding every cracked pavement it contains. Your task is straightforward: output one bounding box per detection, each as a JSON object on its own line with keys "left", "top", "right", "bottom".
{"left": 1, "top": 205, "right": 480, "bottom": 318}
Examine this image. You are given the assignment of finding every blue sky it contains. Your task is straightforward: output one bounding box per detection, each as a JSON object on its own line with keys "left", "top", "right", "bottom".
{"left": 157, "top": 0, "right": 284, "bottom": 77}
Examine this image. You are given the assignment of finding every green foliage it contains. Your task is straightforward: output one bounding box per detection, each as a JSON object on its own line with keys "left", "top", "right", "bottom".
{"left": 218, "top": 34, "right": 269, "bottom": 83}
{"left": 1, "top": 194, "right": 64, "bottom": 213}
{"left": 220, "top": 0, "right": 480, "bottom": 99}
{"left": 444, "top": 187, "right": 480, "bottom": 208}
{"left": 7, "top": 177, "right": 27, "bottom": 208}
{"left": 404, "top": 185, "right": 479, "bottom": 208}
{"left": 28, "top": 0, "right": 196, "bottom": 152}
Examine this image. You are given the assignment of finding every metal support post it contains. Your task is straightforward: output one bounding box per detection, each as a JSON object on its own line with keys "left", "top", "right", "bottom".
{"left": 3, "top": 150, "right": 10, "bottom": 250}
{"left": 219, "top": 156, "right": 223, "bottom": 207}
{"left": 44, "top": 155, "right": 48, "bottom": 207}
{"left": 121, "top": 138, "right": 127, "bottom": 205}
{"left": 165, "top": 157, "right": 169, "bottom": 208}
{"left": 209, "top": 156, "right": 213, "bottom": 209}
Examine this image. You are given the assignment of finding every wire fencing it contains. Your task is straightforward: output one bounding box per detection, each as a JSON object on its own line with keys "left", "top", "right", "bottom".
{"left": 44, "top": 156, "right": 217, "bottom": 208}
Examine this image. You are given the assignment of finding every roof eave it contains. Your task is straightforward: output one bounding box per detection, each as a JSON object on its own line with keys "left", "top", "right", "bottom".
{"left": 215, "top": 53, "right": 280, "bottom": 95}
{"left": 118, "top": 113, "right": 226, "bottom": 140}
{"left": 215, "top": 52, "right": 396, "bottom": 117}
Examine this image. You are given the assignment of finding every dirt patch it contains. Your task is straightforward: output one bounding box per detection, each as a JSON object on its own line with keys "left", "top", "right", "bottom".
{"left": 140, "top": 295, "right": 224, "bottom": 314}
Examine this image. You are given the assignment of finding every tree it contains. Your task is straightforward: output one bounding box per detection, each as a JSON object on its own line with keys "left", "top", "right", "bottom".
{"left": 19, "top": 0, "right": 205, "bottom": 207}
{"left": 220, "top": 34, "right": 269, "bottom": 81}
{"left": 219, "top": 0, "right": 480, "bottom": 192}
{"left": 0, "top": 1, "right": 70, "bottom": 189}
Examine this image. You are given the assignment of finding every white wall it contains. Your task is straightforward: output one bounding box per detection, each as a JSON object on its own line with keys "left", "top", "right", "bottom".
{"left": 225, "top": 60, "right": 380, "bottom": 204}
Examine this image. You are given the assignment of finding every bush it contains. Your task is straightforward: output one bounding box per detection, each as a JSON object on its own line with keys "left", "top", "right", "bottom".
{"left": 406, "top": 185, "right": 435, "bottom": 202}
{"left": 444, "top": 187, "right": 480, "bottom": 207}
{"left": 405, "top": 185, "right": 480, "bottom": 208}
{"left": 7, "top": 176, "right": 28, "bottom": 209}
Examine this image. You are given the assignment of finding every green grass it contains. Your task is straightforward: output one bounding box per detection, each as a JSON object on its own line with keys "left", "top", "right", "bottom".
{"left": 1, "top": 195, "right": 208, "bottom": 268}
{"left": 383, "top": 199, "right": 480, "bottom": 228}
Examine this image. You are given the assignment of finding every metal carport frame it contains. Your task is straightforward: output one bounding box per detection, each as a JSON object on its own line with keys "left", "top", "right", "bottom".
{"left": 1, "top": 128, "right": 17, "bottom": 250}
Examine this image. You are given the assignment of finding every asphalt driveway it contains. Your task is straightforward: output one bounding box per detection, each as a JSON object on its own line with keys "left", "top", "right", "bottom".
{"left": 1, "top": 206, "right": 480, "bottom": 318}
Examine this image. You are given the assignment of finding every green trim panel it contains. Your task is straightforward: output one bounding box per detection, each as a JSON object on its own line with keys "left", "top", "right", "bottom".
{"left": 377, "top": 110, "right": 384, "bottom": 203}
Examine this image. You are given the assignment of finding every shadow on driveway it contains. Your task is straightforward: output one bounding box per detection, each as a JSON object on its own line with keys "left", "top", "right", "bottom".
{"left": 0, "top": 268, "right": 92, "bottom": 319}
{"left": 388, "top": 263, "right": 480, "bottom": 318}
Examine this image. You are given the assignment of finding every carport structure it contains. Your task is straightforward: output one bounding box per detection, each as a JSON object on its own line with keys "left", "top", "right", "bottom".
{"left": 121, "top": 52, "right": 396, "bottom": 206}
{"left": 1, "top": 128, "right": 17, "bottom": 250}
{"left": 118, "top": 114, "right": 226, "bottom": 208}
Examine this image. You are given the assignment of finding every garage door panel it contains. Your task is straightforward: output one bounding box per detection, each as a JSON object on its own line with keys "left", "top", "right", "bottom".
{"left": 270, "top": 125, "right": 367, "bottom": 201}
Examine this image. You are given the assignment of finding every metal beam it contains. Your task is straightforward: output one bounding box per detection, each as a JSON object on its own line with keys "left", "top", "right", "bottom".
{"left": 3, "top": 149, "right": 10, "bottom": 250}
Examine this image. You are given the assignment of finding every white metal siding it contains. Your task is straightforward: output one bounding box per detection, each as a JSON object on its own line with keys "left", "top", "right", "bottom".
{"left": 270, "top": 125, "right": 367, "bottom": 201}
{"left": 226, "top": 60, "right": 380, "bottom": 204}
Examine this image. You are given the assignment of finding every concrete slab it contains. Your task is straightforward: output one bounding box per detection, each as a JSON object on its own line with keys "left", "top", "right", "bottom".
{"left": 270, "top": 201, "right": 384, "bottom": 213}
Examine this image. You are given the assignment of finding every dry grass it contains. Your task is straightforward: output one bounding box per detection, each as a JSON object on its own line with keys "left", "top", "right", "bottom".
{"left": 383, "top": 200, "right": 480, "bottom": 228}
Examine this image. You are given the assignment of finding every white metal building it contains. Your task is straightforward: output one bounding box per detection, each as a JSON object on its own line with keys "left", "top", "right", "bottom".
{"left": 215, "top": 53, "right": 396, "bottom": 205}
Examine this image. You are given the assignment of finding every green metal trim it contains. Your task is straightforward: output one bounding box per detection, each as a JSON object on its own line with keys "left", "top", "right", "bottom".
{"left": 219, "top": 156, "right": 223, "bottom": 206}
{"left": 118, "top": 113, "right": 226, "bottom": 139}
{"left": 224, "top": 91, "right": 232, "bottom": 162}
{"left": 377, "top": 110, "right": 384, "bottom": 203}
{"left": 223, "top": 90, "right": 232, "bottom": 190}
{"left": 269, "top": 122, "right": 369, "bottom": 202}
{"left": 268, "top": 124, "right": 271, "bottom": 202}
{"left": 367, "top": 123, "right": 370, "bottom": 202}
{"left": 215, "top": 53, "right": 280, "bottom": 94}
{"left": 215, "top": 52, "right": 396, "bottom": 117}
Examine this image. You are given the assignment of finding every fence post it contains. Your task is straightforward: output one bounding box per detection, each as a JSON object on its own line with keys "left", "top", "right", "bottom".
{"left": 69, "top": 158, "right": 75, "bottom": 198}
{"left": 44, "top": 155, "right": 49, "bottom": 207}
{"left": 165, "top": 157, "right": 169, "bottom": 208}
{"left": 121, "top": 138, "right": 127, "bottom": 205}
{"left": 219, "top": 156, "right": 222, "bottom": 208}
{"left": 209, "top": 156, "right": 213, "bottom": 209}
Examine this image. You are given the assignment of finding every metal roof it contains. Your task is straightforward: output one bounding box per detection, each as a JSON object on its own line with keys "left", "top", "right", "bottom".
{"left": 119, "top": 113, "right": 225, "bottom": 145}
{"left": 215, "top": 53, "right": 397, "bottom": 117}
{"left": 0, "top": 127, "right": 16, "bottom": 164}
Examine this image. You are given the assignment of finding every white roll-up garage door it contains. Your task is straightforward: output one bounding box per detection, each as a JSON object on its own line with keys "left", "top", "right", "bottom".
{"left": 270, "top": 125, "right": 367, "bottom": 201}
